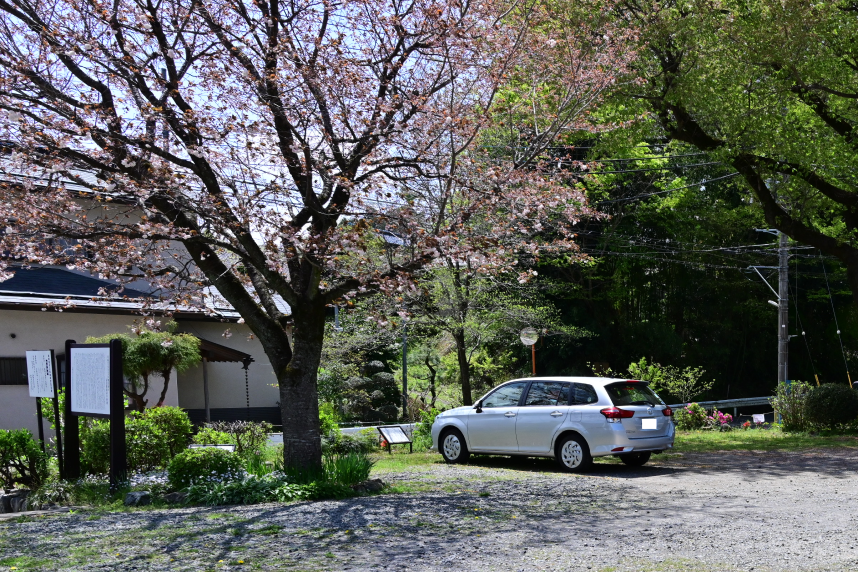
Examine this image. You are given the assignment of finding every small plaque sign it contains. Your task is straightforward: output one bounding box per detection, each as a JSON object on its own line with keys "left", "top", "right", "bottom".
{"left": 26, "top": 350, "right": 55, "bottom": 398}
{"left": 189, "top": 444, "right": 237, "bottom": 453}
{"left": 378, "top": 425, "right": 411, "bottom": 445}
{"left": 70, "top": 346, "right": 111, "bottom": 416}
{"left": 752, "top": 414, "right": 765, "bottom": 424}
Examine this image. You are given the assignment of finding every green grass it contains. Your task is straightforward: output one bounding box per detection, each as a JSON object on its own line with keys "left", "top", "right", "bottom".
{"left": 370, "top": 450, "right": 441, "bottom": 473}
{"left": 673, "top": 428, "right": 858, "bottom": 453}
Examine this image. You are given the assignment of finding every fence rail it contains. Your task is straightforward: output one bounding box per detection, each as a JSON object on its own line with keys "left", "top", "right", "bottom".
{"left": 667, "top": 397, "right": 772, "bottom": 410}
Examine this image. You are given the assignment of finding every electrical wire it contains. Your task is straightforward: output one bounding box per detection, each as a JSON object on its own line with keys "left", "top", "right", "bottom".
{"left": 789, "top": 262, "right": 820, "bottom": 386}
{"left": 821, "top": 254, "right": 852, "bottom": 387}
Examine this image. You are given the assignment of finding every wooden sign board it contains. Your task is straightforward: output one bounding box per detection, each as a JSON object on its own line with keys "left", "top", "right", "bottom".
{"left": 70, "top": 345, "right": 111, "bottom": 417}
{"left": 378, "top": 425, "right": 411, "bottom": 444}
{"left": 26, "top": 350, "right": 55, "bottom": 398}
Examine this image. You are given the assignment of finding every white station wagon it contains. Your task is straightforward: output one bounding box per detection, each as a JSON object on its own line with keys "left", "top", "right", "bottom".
{"left": 430, "top": 377, "right": 675, "bottom": 471}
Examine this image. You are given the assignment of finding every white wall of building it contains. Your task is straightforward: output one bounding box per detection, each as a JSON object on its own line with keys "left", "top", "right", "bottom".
{"left": 174, "top": 322, "right": 281, "bottom": 409}
{"left": 0, "top": 309, "right": 178, "bottom": 431}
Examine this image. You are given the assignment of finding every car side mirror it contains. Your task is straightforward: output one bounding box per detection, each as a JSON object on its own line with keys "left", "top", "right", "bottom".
{"left": 474, "top": 400, "right": 483, "bottom": 413}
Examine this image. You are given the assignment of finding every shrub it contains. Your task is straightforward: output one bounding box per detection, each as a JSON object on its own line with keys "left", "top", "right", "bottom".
{"left": 0, "top": 429, "right": 48, "bottom": 489}
{"left": 704, "top": 408, "right": 733, "bottom": 431}
{"left": 192, "top": 427, "right": 235, "bottom": 446}
{"left": 79, "top": 407, "right": 193, "bottom": 475}
{"left": 413, "top": 408, "right": 441, "bottom": 450}
{"left": 125, "top": 415, "right": 171, "bottom": 472}
{"left": 142, "top": 406, "right": 193, "bottom": 457}
{"left": 79, "top": 419, "right": 111, "bottom": 475}
{"left": 206, "top": 421, "right": 272, "bottom": 459}
{"left": 185, "top": 473, "right": 354, "bottom": 506}
{"left": 805, "top": 383, "right": 858, "bottom": 429}
{"left": 674, "top": 403, "right": 707, "bottom": 430}
{"left": 770, "top": 381, "right": 813, "bottom": 432}
{"left": 324, "top": 452, "right": 375, "bottom": 486}
{"left": 167, "top": 447, "right": 245, "bottom": 490}
{"left": 323, "top": 428, "right": 378, "bottom": 455}
{"left": 319, "top": 403, "right": 341, "bottom": 439}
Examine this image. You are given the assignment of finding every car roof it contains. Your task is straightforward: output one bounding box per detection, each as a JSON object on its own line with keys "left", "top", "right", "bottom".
{"left": 502, "top": 376, "right": 647, "bottom": 386}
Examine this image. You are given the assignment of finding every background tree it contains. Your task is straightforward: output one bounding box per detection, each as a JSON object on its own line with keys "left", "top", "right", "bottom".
{"left": 87, "top": 321, "right": 201, "bottom": 411}
{"left": 610, "top": 0, "right": 858, "bottom": 306}
{"left": 0, "top": 0, "right": 632, "bottom": 468}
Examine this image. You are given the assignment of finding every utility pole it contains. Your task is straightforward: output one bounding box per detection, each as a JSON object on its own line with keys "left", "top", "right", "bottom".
{"left": 401, "top": 323, "right": 408, "bottom": 421}
{"left": 749, "top": 229, "right": 790, "bottom": 385}
{"left": 778, "top": 231, "right": 789, "bottom": 385}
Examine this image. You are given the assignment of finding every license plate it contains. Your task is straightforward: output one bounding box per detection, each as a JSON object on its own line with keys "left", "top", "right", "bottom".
{"left": 641, "top": 418, "right": 657, "bottom": 430}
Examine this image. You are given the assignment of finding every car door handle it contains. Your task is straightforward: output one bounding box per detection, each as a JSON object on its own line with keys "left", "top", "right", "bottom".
{"left": 550, "top": 411, "right": 563, "bottom": 417}
{"left": 504, "top": 411, "right": 516, "bottom": 417}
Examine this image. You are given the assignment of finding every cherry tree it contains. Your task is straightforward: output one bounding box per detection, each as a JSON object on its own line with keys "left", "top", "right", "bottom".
{"left": 0, "top": 0, "right": 632, "bottom": 469}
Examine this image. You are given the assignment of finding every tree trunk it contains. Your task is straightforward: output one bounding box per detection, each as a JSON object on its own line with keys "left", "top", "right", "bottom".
{"left": 156, "top": 368, "right": 172, "bottom": 408}
{"left": 278, "top": 300, "right": 326, "bottom": 472}
{"left": 425, "top": 354, "right": 437, "bottom": 408}
{"left": 453, "top": 329, "right": 473, "bottom": 405}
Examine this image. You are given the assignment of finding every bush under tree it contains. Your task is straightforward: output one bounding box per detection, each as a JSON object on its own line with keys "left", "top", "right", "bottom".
{"left": 805, "top": 384, "right": 858, "bottom": 429}
{"left": 771, "top": 381, "right": 814, "bottom": 432}
{"left": 0, "top": 429, "right": 48, "bottom": 490}
{"left": 168, "top": 448, "right": 245, "bottom": 490}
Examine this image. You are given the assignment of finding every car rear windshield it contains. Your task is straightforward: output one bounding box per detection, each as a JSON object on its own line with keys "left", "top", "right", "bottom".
{"left": 605, "top": 382, "right": 664, "bottom": 407}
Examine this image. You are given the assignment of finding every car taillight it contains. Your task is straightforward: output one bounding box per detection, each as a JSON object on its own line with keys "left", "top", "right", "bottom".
{"left": 600, "top": 407, "right": 635, "bottom": 419}
{"left": 662, "top": 406, "right": 673, "bottom": 417}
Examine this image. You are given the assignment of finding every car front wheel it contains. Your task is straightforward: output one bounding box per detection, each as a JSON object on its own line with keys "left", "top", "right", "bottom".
{"left": 555, "top": 434, "right": 592, "bottom": 472}
{"left": 440, "top": 428, "right": 470, "bottom": 464}
{"left": 619, "top": 452, "right": 651, "bottom": 467}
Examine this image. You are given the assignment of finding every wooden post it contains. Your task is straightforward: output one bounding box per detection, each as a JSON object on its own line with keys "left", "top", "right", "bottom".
{"left": 531, "top": 344, "right": 536, "bottom": 377}
{"left": 109, "top": 339, "right": 126, "bottom": 491}
{"left": 63, "top": 339, "right": 80, "bottom": 480}
{"left": 203, "top": 356, "right": 211, "bottom": 423}
{"left": 35, "top": 397, "right": 45, "bottom": 453}
{"left": 52, "top": 349, "right": 64, "bottom": 480}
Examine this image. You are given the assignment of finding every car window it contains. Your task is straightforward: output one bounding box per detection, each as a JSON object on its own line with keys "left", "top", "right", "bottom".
{"left": 605, "top": 382, "right": 664, "bottom": 406}
{"left": 524, "top": 382, "right": 571, "bottom": 406}
{"left": 572, "top": 383, "right": 599, "bottom": 404}
{"left": 481, "top": 382, "right": 528, "bottom": 408}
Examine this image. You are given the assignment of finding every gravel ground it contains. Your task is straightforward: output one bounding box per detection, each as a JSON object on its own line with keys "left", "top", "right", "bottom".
{"left": 2, "top": 449, "right": 857, "bottom": 571}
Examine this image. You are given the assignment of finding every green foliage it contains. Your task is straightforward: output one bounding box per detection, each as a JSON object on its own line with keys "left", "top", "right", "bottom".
{"left": 138, "top": 406, "right": 193, "bottom": 458}
{"left": 124, "top": 415, "right": 171, "bottom": 473}
{"left": 598, "top": 358, "right": 713, "bottom": 404}
{"left": 805, "top": 384, "right": 858, "bottom": 429}
{"left": 184, "top": 452, "right": 372, "bottom": 505}
{"left": 79, "top": 407, "right": 193, "bottom": 474}
{"left": 0, "top": 429, "right": 48, "bottom": 489}
{"left": 323, "top": 452, "right": 375, "bottom": 486}
{"left": 167, "top": 447, "right": 245, "bottom": 490}
{"left": 674, "top": 403, "right": 708, "bottom": 430}
{"left": 413, "top": 408, "right": 441, "bottom": 450}
{"left": 192, "top": 427, "right": 235, "bottom": 446}
{"left": 771, "top": 381, "right": 814, "bottom": 432}
{"left": 185, "top": 473, "right": 354, "bottom": 506}
{"left": 323, "top": 428, "right": 379, "bottom": 456}
{"left": 205, "top": 421, "right": 272, "bottom": 459}
{"left": 79, "top": 419, "right": 111, "bottom": 475}
{"left": 319, "top": 403, "right": 341, "bottom": 439}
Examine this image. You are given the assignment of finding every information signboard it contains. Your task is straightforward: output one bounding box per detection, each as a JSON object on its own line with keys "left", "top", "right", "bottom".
{"left": 378, "top": 425, "right": 411, "bottom": 444}
{"left": 26, "top": 350, "right": 55, "bottom": 398}
{"left": 70, "top": 346, "right": 111, "bottom": 416}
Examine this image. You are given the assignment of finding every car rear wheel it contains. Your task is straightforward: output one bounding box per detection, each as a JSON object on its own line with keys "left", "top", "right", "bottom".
{"left": 440, "top": 428, "right": 470, "bottom": 464}
{"left": 555, "top": 434, "right": 592, "bottom": 472}
{"left": 619, "top": 452, "right": 651, "bottom": 467}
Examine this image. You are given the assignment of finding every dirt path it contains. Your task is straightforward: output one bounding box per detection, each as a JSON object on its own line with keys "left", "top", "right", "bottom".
{"left": 1, "top": 450, "right": 857, "bottom": 571}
